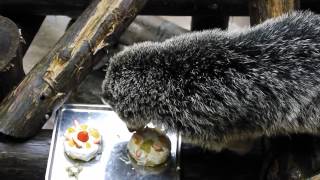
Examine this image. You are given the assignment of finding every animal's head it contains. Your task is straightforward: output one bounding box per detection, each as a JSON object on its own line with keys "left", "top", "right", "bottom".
{"left": 102, "top": 42, "right": 165, "bottom": 131}
{"left": 102, "top": 30, "right": 228, "bottom": 133}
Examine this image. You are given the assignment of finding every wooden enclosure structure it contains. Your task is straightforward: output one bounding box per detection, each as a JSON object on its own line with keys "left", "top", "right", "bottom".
{"left": 0, "top": 0, "right": 319, "bottom": 179}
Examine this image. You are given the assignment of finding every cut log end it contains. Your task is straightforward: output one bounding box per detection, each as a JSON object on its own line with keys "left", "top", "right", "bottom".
{"left": 0, "top": 15, "right": 25, "bottom": 101}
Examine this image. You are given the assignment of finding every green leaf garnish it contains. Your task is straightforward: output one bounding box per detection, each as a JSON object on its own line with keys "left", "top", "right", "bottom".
{"left": 140, "top": 139, "right": 154, "bottom": 153}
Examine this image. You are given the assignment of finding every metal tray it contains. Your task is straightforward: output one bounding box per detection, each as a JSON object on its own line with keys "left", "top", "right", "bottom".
{"left": 46, "top": 104, "right": 181, "bottom": 180}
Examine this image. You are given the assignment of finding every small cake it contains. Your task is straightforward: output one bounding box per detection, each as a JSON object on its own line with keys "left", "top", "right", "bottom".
{"left": 64, "top": 120, "right": 102, "bottom": 161}
{"left": 127, "top": 127, "right": 171, "bottom": 167}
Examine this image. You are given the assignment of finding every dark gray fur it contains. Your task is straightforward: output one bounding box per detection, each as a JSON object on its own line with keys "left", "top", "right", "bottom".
{"left": 102, "top": 11, "right": 320, "bottom": 151}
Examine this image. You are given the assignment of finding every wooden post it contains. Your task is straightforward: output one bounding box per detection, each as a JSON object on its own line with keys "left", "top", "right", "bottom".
{"left": 0, "top": 16, "right": 25, "bottom": 101}
{"left": 249, "top": 0, "right": 300, "bottom": 25}
{"left": 0, "top": 0, "right": 147, "bottom": 138}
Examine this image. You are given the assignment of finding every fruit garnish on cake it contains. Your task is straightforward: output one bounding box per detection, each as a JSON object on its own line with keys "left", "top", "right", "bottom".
{"left": 64, "top": 120, "right": 102, "bottom": 162}
{"left": 127, "top": 127, "right": 171, "bottom": 167}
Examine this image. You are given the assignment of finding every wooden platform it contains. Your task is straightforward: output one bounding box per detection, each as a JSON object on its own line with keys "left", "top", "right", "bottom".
{"left": 1, "top": 131, "right": 320, "bottom": 180}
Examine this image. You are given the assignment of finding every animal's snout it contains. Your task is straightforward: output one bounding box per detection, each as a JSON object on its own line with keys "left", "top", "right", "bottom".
{"left": 126, "top": 122, "right": 146, "bottom": 133}
{"left": 127, "top": 127, "right": 137, "bottom": 132}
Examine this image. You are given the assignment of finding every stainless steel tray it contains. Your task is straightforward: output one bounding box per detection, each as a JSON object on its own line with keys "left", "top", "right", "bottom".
{"left": 46, "top": 104, "right": 181, "bottom": 180}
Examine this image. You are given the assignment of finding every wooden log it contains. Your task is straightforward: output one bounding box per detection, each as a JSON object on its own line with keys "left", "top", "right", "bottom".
{"left": 1, "top": 131, "right": 320, "bottom": 180}
{"left": 0, "top": 130, "right": 52, "bottom": 180}
{"left": 120, "top": 16, "right": 188, "bottom": 45}
{"left": 0, "top": 0, "right": 318, "bottom": 17}
{"left": 0, "top": 0, "right": 239, "bottom": 17}
{"left": 0, "top": 130, "right": 262, "bottom": 180}
{"left": 0, "top": 0, "right": 148, "bottom": 138}
{"left": 0, "top": 16, "right": 25, "bottom": 101}
{"left": 249, "top": 0, "right": 300, "bottom": 25}
{"left": 69, "top": 16, "right": 188, "bottom": 46}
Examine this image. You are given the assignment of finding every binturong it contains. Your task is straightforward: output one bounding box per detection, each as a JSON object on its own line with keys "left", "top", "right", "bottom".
{"left": 102, "top": 11, "right": 320, "bottom": 153}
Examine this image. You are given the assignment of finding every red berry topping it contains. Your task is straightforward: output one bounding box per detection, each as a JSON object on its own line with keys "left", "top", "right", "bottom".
{"left": 77, "top": 131, "right": 89, "bottom": 142}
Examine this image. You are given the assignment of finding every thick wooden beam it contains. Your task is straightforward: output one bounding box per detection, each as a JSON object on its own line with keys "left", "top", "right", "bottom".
{"left": 0, "top": 130, "right": 262, "bottom": 180}
{"left": 0, "top": 0, "right": 238, "bottom": 17}
{"left": 68, "top": 16, "right": 188, "bottom": 46}
{"left": 0, "top": 0, "right": 147, "bottom": 138}
{"left": 120, "top": 16, "right": 188, "bottom": 45}
{"left": 0, "top": 16, "right": 25, "bottom": 101}
{"left": 249, "top": 0, "right": 300, "bottom": 25}
{"left": 0, "top": 0, "right": 318, "bottom": 17}
{"left": 0, "top": 130, "right": 52, "bottom": 180}
{"left": 1, "top": 131, "right": 320, "bottom": 179}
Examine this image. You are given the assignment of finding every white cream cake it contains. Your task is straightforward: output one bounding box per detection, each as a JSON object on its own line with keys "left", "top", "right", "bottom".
{"left": 64, "top": 120, "right": 102, "bottom": 162}
{"left": 127, "top": 127, "right": 171, "bottom": 167}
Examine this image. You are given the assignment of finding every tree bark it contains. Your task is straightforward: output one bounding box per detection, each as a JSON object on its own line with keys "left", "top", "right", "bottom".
{"left": 249, "top": 0, "right": 300, "bottom": 25}
{"left": 0, "top": 16, "right": 25, "bottom": 101}
{"left": 0, "top": 0, "right": 318, "bottom": 17}
{"left": 0, "top": 0, "right": 147, "bottom": 138}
